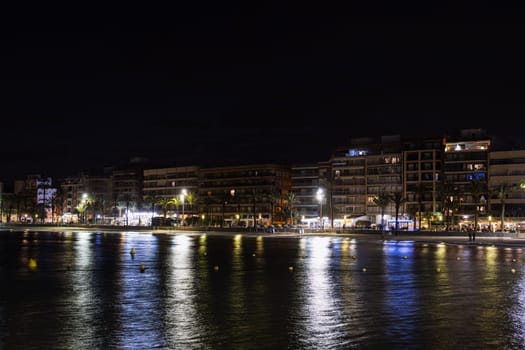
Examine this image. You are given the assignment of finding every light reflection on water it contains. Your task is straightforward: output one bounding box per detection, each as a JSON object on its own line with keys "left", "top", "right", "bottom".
{"left": 1, "top": 230, "right": 525, "bottom": 349}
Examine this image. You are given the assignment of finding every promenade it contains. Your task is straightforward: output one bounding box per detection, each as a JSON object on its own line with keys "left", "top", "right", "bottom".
{"left": 2, "top": 223, "right": 525, "bottom": 248}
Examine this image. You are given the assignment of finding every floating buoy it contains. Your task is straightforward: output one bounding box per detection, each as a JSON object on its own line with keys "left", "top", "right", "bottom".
{"left": 362, "top": 267, "right": 367, "bottom": 272}
{"left": 403, "top": 256, "right": 407, "bottom": 260}
{"left": 456, "top": 257, "right": 461, "bottom": 260}
{"left": 130, "top": 248, "right": 135, "bottom": 255}
{"left": 288, "top": 266, "right": 294, "bottom": 271}
{"left": 511, "top": 268, "right": 516, "bottom": 274}
{"left": 213, "top": 265, "right": 219, "bottom": 271}
{"left": 352, "top": 255, "right": 357, "bottom": 260}
{"left": 512, "top": 258, "right": 517, "bottom": 262}
{"left": 435, "top": 267, "right": 441, "bottom": 273}
{"left": 28, "top": 258, "right": 37, "bottom": 270}
{"left": 252, "top": 253, "right": 256, "bottom": 257}
{"left": 140, "top": 264, "right": 145, "bottom": 272}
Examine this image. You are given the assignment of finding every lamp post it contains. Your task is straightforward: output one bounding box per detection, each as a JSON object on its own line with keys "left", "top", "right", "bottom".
{"left": 82, "top": 193, "right": 88, "bottom": 224}
{"left": 230, "top": 189, "right": 236, "bottom": 225}
{"left": 180, "top": 189, "right": 187, "bottom": 226}
{"left": 316, "top": 188, "right": 324, "bottom": 229}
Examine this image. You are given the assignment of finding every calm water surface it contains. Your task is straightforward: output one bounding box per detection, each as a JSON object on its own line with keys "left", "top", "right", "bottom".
{"left": 1, "top": 230, "right": 525, "bottom": 349}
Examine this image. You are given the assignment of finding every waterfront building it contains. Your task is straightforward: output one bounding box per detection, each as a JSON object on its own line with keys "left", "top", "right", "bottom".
{"left": 60, "top": 173, "right": 112, "bottom": 224}
{"left": 402, "top": 136, "right": 443, "bottom": 229}
{"left": 442, "top": 128, "right": 491, "bottom": 229}
{"left": 322, "top": 136, "right": 404, "bottom": 229}
{"left": 290, "top": 162, "right": 323, "bottom": 225}
{"left": 142, "top": 165, "right": 200, "bottom": 222}
{"left": 2, "top": 128, "right": 523, "bottom": 231}
{"left": 198, "top": 164, "right": 291, "bottom": 228}
{"left": 488, "top": 149, "right": 525, "bottom": 231}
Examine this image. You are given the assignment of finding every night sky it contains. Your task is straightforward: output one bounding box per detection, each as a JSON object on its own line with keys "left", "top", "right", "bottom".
{"left": 1, "top": 3, "right": 525, "bottom": 184}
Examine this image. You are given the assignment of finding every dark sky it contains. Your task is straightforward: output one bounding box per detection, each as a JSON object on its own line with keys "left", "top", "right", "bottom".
{"left": 1, "top": 2, "right": 525, "bottom": 184}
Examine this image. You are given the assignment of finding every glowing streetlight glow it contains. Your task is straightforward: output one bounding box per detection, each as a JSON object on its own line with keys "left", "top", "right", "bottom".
{"left": 180, "top": 189, "right": 187, "bottom": 225}
{"left": 316, "top": 188, "right": 325, "bottom": 228}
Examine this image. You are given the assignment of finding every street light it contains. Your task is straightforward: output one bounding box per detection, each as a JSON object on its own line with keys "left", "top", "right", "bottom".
{"left": 180, "top": 189, "right": 187, "bottom": 225}
{"left": 316, "top": 188, "right": 324, "bottom": 229}
{"left": 82, "top": 193, "right": 88, "bottom": 224}
{"left": 230, "top": 189, "right": 236, "bottom": 225}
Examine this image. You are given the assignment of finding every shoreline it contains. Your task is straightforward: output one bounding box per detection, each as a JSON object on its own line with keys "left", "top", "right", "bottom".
{"left": 2, "top": 223, "right": 525, "bottom": 248}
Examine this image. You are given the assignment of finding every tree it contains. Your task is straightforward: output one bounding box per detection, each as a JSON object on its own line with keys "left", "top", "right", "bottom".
{"left": 143, "top": 194, "right": 161, "bottom": 227}
{"left": 157, "top": 196, "right": 176, "bottom": 218}
{"left": 75, "top": 199, "right": 88, "bottom": 224}
{"left": 373, "top": 192, "right": 391, "bottom": 231}
{"left": 414, "top": 182, "right": 427, "bottom": 230}
{"left": 286, "top": 191, "right": 300, "bottom": 226}
{"left": 437, "top": 181, "right": 457, "bottom": 230}
{"left": 267, "top": 191, "right": 282, "bottom": 225}
{"left": 250, "top": 188, "right": 266, "bottom": 229}
{"left": 491, "top": 183, "right": 521, "bottom": 232}
{"left": 2, "top": 192, "right": 16, "bottom": 223}
{"left": 118, "top": 193, "right": 136, "bottom": 226}
{"left": 390, "top": 192, "right": 406, "bottom": 235}
{"left": 185, "top": 191, "right": 196, "bottom": 215}
{"left": 467, "top": 179, "right": 487, "bottom": 232}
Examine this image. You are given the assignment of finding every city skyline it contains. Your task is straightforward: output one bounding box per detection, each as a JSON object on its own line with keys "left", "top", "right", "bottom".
{"left": 1, "top": 3, "right": 525, "bottom": 183}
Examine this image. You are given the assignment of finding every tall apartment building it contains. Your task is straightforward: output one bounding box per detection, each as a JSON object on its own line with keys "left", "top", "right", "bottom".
{"left": 142, "top": 165, "right": 201, "bottom": 219}
{"left": 143, "top": 165, "right": 201, "bottom": 198}
{"left": 3, "top": 128, "right": 523, "bottom": 230}
{"left": 60, "top": 173, "right": 112, "bottom": 224}
{"left": 327, "top": 140, "right": 368, "bottom": 224}
{"left": 443, "top": 128, "right": 491, "bottom": 229}
{"left": 321, "top": 136, "right": 403, "bottom": 228}
{"left": 294, "top": 129, "right": 523, "bottom": 231}
{"left": 364, "top": 135, "right": 403, "bottom": 222}
{"left": 291, "top": 162, "right": 323, "bottom": 223}
{"left": 488, "top": 149, "right": 525, "bottom": 230}
{"left": 111, "top": 166, "right": 144, "bottom": 211}
{"left": 198, "top": 164, "right": 291, "bottom": 227}
{"left": 403, "top": 136, "right": 443, "bottom": 229}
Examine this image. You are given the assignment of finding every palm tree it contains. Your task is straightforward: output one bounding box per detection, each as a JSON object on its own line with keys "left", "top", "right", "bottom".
{"left": 267, "top": 191, "right": 281, "bottom": 225}
{"left": 373, "top": 192, "right": 391, "bottom": 231}
{"left": 437, "top": 181, "right": 457, "bottom": 230}
{"left": 158, "top": 196, "right": 176, "bottom": 218}
{"left": 467, "top": 179, "right": 487, "bottom": 232}
{"left": 75, "top": 197, "right": 89, "bottom": 224}
{"left": 185, "top": 191, "right": 196, "bottom": 217}
{"left": 286, "top": 191, "right": 300, "bottom": 226}
{"left": 414, "top": 182, "right": 427, "bottom": 230}
{"left": 118, "top": 193, "right": 136, "bottom": 226}
{"left": 250, "top": 188, "right": 266, "bottom": 229}
{"left": 1, "top": 192, "right": 15, "bottom": 223}
{"left": 143, "top": 194, "right": 161, "bottom": 227}
{"left": 390, "top": 192, "right": 406, "bottom": 235}
{"left": 491, "top": 183, "right": 522, "bottom": 232}
{"left": 50, "top": 184, "right": 65, "bottom": 224}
